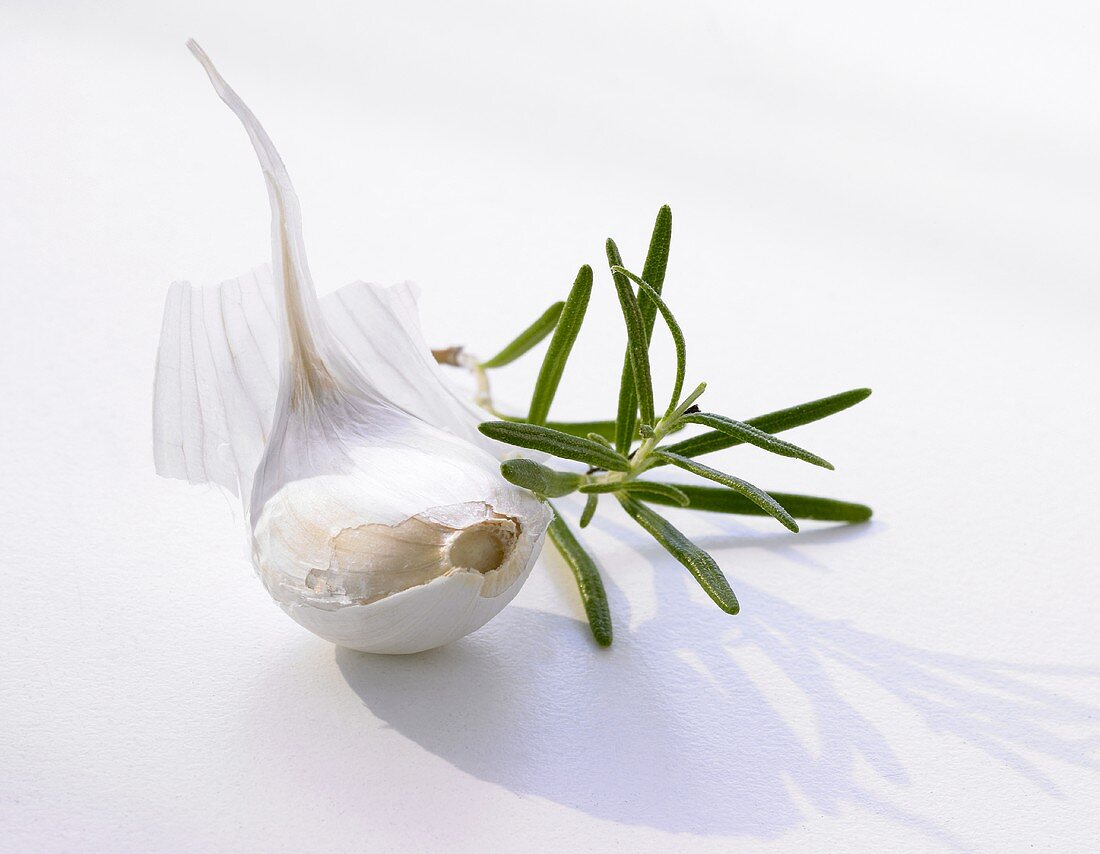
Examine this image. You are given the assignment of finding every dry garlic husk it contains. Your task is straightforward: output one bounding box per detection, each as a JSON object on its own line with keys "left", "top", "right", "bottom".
{"left": 153, "top": 42, "right": 550, "bottom": 654}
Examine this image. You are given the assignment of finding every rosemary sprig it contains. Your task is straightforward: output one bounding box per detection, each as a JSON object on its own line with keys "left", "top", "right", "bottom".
{"left": 442, "top": 206, "right": 873, "bottom": 645}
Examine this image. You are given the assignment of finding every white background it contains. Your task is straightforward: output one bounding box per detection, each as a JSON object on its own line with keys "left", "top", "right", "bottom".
{"left": 3, "top": 2, "right": 1099, "bottom": 851}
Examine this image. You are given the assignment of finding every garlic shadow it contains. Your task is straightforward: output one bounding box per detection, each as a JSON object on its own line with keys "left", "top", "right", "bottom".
{"left": 335, "top": 522, "right": 1099, "bottom": 845}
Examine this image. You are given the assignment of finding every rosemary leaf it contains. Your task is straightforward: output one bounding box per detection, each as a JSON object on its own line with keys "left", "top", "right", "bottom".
{"left": 579, "top": 480, "right": 690, "bottom": 507}
{"left": 639, "top": 483, "right": 873, "bottom": 522}
{"left": 607, "top": 239, "right": 635, "bottom": 453}
{"left": 654, "top": 451, "right": 799, "bottom": 532}
{"left": 480, "top": 421, "right": 631, "bottom": 471}
{"left": 498, "top": 415, "right": 619, "bottom": 442}
{"left": 611, "top": 265, "right": 686, "bottom": 416}
{"left": 609, "top": 208, "right": 669, "bottom": 452}
{"left": 478, "top": 301, "right": 564, "bottom": 369}
{"left": 660, "top": 388, "right": 872, "bottom": 461}
{"left": 579, "top": 493, "right": 599, "bottom": 528}
{"left": 682, "top": 412, "right": 833, "bottom": 469}
{"left": 527, "top": 266, "right": 593, "bottom": 426}
{"left": 640, "top": 205, "right": 673, "bottom": 305}
{"left": 621, "top": 481, "right": 691, "bottom": 506}
{"left": 547, "top": 504, "right": 613, "bottom": 646}
{"left": 617, "top": 495, "right": 739, "bottom": 615}
{"left": 674, "top": 382, "right": 707, "bottom": 416}
{"left": 500, "top": 458, "right": 584, "bottom": 498}
{"left": 607, "top": 239, "right": 655, "bottom": 432}
{"left": 495, "top": 416, "right": 686, "bottom": 443}
{"left": 586, "top": 432, "right": 614, "bottom": 448}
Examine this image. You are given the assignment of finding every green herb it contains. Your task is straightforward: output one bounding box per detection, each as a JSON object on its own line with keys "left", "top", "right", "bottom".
{"left": 653, "top": 450, "right": 799, "bottom": 533}
{"left": 579, "top": 493, "right": 599, "bottom": 528}
{"left": 660, "top": 388, "right": 871, "bottom": 461}
{"left": 478, "top": 301, "right": 564, "bottom": 368}
{"left": 608, "top": 240, "right": 656, "bottom": 432}
{"left": 527, "top": 266, "right": 592, "bottom": 427}
{"left": 639, "top": 484, "right": 873, "bottom": 522}
{"left": 680, "top": 412, "right": 833, "bottom": 469}
{"left": 617, "top": 495, "right": 739, "bottom": 614}
{"left": 493, "top": 415, "right": 683, "bottom": 443}
{"left": 580, "top": 480, "right": 690, "bottom": 507}
{"left": 500, "top": 459, "right": 585, "bottom": 498}
{"left": 478, "top": 421, "right": 631, "bottom": 471}
{"left": 610, "top": 265, "right": 686, "bottom": 415}
{"left": 547, "top": 505, "right": 613, "bottom": 646}
{"left": 438, "top": 206, "right": 872, "bottom": 645}
{"left": 612, "top": 207, "right": 671, "bottom": 452}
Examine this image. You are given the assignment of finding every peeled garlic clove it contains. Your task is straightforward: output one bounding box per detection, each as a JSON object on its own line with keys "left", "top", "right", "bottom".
{"left": 154, "top": 42, "right": 550, "bottom": 653}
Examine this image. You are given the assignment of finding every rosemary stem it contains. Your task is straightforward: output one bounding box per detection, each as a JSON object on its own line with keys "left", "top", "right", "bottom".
{"left": 584, "top": 407, "right": 679, "bottom": 491}
{"left": 432, "top": 346, "right": 496, "bottom": 412}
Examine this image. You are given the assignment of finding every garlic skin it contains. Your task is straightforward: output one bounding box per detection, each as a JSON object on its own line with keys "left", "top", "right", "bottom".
{"left": 153, "top": 42, "right": 550, "bottom": 653}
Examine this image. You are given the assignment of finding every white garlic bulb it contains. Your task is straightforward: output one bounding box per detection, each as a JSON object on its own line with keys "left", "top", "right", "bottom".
{"left": 153, "top": 41, "right": 550, "bottom": 653}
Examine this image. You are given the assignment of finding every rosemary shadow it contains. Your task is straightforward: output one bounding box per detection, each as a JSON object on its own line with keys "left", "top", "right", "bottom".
{"left": 335, "top": 523, "right": 1098, "bottom": 846}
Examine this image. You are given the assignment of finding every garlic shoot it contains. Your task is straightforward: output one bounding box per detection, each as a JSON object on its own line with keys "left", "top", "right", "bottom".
{"left": 153, "top": 41, "right": 550, "bottom": 654}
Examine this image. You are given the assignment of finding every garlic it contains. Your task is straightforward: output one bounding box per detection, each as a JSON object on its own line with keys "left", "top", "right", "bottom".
{"left": 153, "top": 41, "right": 550, "bottom": 654}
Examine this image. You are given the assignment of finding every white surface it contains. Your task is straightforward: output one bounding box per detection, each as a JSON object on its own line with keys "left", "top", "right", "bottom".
{"left": 2, "top": 2, "right": 1099, "bottom": 851}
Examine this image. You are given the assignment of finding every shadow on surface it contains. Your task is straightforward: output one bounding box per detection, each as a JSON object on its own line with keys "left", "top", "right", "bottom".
{"left": 336, "top": 522, "right": 1098, "bottom": 846}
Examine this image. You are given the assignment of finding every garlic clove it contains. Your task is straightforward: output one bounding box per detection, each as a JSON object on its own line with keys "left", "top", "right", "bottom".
{"left": 154, "top": 42, "right": 551, "bottom": 653}
{"left": 246, "top": 401, "right": 549, "bottom": 651}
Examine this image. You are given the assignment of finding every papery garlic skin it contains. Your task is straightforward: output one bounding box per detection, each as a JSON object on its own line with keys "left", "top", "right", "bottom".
{"left": 153, "top": 42, "right": 550, "bottom": 653}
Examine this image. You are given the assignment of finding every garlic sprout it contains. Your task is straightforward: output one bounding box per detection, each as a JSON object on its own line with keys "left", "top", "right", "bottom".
{"left": 153, "top": 41, "right": 550, "bottom": 654}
